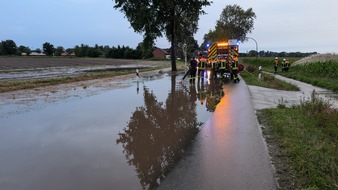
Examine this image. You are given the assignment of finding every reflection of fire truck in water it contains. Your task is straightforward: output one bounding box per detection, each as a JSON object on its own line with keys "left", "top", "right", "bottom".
{"left": 197, "top": 79, "right": 224, "bottom": 112}
{"left": 199, "top": 39, "right": 244, "bottom": 82}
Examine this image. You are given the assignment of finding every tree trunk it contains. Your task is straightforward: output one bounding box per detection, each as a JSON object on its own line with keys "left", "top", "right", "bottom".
{"left": 170, "top": 14, "right": 177, "bottom": 71}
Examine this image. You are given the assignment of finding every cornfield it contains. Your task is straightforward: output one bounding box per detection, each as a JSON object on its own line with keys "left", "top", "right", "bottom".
{"left": 295, "top": 61, "right": 338, "bottom": 78}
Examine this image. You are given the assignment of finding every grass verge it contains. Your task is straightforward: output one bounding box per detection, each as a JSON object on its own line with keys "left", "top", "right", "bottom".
{"left": 240, "top": 65, "right": 300, "bottom": 91}
{"left": 257, "top": 91, "right": 338, "bottom": 190}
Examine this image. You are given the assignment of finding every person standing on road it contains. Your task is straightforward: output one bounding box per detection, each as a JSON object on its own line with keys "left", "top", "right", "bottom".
{"left": 274, "top": 57, "right": 278, "bottom": 73}
{"left": 210, "top": 58, "right": 218, "bottom": 79}
{"left": 218, "top": 56, "right": 227, "bottom": 79}
{"left": 198, "top": 55, "right": 207, "bottom": 80}
{"left": 189, "top": 57, "right": 198, "bottom": 83}
{"left": 231, "top": 60, "right": 240, "bottom": 83}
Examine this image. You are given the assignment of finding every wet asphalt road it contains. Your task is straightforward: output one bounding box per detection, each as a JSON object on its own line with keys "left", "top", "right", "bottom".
{"left": 158, "top": 78, "right": 277, "bottom": 190}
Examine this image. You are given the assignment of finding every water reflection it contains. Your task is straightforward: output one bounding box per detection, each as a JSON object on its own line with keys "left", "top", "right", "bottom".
{"left": 117, "top": 75, "right": 225, "bottom": 189}
{"left": 205, "top": 80, "right": 224, "bottom": 112}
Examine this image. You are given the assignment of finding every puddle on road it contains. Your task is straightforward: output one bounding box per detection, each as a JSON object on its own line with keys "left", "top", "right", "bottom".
{"left": 0, "top": 73, "right": 225, "bottom": 190}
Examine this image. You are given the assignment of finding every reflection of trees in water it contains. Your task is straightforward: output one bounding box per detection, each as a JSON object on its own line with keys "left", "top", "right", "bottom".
{"left": 116, "top": 75, "right": 200, "bottom": 189}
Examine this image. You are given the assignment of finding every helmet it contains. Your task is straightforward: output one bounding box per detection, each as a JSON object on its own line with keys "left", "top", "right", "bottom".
{"left": 275, "top": 57, "right": 278, "bottom": 59}
{"left": 283, "top": 59, "right": 286, "bottom": 61}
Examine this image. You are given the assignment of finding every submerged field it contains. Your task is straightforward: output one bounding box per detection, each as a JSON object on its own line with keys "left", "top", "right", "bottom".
{"left": 0, "top": 57, "right": 171, "bottom": 92}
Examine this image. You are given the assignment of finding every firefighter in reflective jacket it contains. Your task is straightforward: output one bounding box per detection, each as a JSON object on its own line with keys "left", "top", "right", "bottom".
{"left": 189, "top": 57, "right": 197, "bottom": 83}
{"left": 231, "top": 61, "right": 240, "bottom": 83}
{"left": 274, "top": 57, "right": 278, "bottom": 73}
{"left": 210, "top": 59, "right": 218, "bottom": 79}
{"left": 285, "top": 59, "right": 290, "bottom": 72}
{"left": 198, "top": 56, "right": 207, "bottom": 80}
{"left": 218, "top": 56, "right": 227, "bottom": 79}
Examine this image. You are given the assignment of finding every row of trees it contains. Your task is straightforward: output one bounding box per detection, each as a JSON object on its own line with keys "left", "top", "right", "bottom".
{"left": 1, "top": 38, "right": 317, "bottom": 59}
{"left": 241, "top": 50, "right": 317, "bottom": 58}
{"left": 0, "top": 39, "right": 147, "bottom": 59}
{"left": 74, "top": 44, "right": 144, "bottom": 59}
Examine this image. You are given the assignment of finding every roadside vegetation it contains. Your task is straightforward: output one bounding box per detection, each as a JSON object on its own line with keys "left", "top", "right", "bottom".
{"left": 257, "top": 91, "right": 338, "bottom": 190}
{"left": 241, "top": 57, "right": 338, "bottom": 92}
{"left": 242, "top": 57, "right": 338, "bottom": 189}
{"left": 281, "top": 61, "right": 338, "bottom": 92}
{"left": 240, "top": 58, "right": 300, "bottom": 91}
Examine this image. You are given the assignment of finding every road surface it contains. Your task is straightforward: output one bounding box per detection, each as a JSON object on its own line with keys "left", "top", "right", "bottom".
{"left": 158, "top": 79, "right": 277, "bottom": 190}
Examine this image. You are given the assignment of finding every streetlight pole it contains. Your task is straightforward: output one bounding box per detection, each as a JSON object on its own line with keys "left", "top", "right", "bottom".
{"left": 246, "top": 37, "right": 258, "bottom": 58}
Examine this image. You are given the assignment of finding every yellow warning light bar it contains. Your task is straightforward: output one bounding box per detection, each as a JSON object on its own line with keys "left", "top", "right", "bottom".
{"left": 217, "top": 42, "right": 228, "bottom": 47}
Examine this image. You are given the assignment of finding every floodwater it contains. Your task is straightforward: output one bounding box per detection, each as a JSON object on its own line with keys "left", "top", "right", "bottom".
{"left": 0, "top": 73, "right": 226, "bottom": 190}
{"left": 0, "top": 65, "right": 145, "bottom": 81}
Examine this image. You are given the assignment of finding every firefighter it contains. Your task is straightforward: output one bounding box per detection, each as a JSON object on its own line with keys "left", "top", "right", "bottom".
{"left": 198, "top": 55, "right": 207, "bottom": 80}
{"left": 282, "top": 58, "right": 286, "bottom": 72}
{"left": 231, "top": 60, "right": 240, "bottom": 83}
{"left": 210, "top": 58, "right": 218, "bottom": 79}
{"left": 218, "top": 56, "right": 227, "bottom": 79}
{"left": 274, "top": 57, "right": 278, "bottom": 73}
{"left": 285, "top": 58, "right": 290, "bottom": 72}
{"left": 189, "top": 57, "right": 197, "bottom": 83}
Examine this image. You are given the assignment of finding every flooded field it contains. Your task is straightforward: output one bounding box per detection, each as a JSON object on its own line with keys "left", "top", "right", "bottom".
{"left": 0, "top": 73, "right": 225, "bottom": 190}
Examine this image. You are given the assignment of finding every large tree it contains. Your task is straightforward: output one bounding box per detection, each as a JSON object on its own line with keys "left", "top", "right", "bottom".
{"left": 113, "top": 0, "right": 211, "bottom": 71}
{"left": 1, "top": 40, "right": 17, "bottom": 55}
{"left": 203, "top": 4, "right": 256, "bottom": 44}
{"left": 42, "top": 42, "right": 55, "bottom": 56}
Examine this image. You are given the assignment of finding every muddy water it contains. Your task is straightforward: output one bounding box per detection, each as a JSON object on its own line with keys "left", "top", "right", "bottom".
{"left": 0, "top": 74, "right": 225, "bottom": 190}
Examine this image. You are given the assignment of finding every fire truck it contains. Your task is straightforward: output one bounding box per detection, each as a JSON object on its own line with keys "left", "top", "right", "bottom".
{"left": 207, "top": 39, "right": 239, "bottom": 62}
{"left": 206, "top": 39, "right": 242, "bottom": 80}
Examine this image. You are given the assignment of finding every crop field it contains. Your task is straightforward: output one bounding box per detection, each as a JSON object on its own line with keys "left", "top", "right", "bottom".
{"left": 242, "top": 55, "right": 338, "bottom": 92}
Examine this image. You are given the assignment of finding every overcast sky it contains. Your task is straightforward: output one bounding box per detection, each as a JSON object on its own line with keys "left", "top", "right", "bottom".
{"left": 2, "top": 0, "right": 338, "bottom": 53}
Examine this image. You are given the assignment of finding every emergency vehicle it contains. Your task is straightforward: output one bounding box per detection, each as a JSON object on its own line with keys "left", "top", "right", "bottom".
{"left": 206, "top": 39, "right": 243, "bottom": 80}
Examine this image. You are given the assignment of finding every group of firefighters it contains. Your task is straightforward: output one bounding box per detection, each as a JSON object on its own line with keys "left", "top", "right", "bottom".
{"left": 188, "top": 55, "right": 240, "bottom": 83}
{"left": 274, "top": 57, "right": 291, "bottom": 73}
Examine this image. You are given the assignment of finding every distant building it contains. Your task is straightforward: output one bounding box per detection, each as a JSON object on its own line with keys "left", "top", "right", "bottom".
{"left": 30, "top": 51, "right": 46, "bottom": 56}
{"left": 152, "top": 47, "right": 170, "bottom": 59}
{"left": 61, "top": 52, "right": 75, "bottom": 56}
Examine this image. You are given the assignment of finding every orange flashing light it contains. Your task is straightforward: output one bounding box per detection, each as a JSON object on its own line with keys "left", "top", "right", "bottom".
{"left": 217, "top": 42, "right": 228, "bottom": 47}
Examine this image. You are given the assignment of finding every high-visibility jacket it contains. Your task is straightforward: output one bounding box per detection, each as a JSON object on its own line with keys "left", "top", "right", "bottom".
{"left": 210, "top": 60, "right": 218, "bottom": 69}
{"left": 219, "top": 58, "right": 227, "bottom": 69}
{"left": 199, "top": 58, "right": 207, "bottom": 70}
{"left": 232, "top": 62, "right": 238, "bottom": 70}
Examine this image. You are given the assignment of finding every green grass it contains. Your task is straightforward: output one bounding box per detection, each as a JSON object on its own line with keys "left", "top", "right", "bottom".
{"left": 241, "top": 57, "right": 338, "bottom": 92}
{"left": 280, "top": 61, "right": 338, "bottom": 92}
{"left": 242, "top": 57, "right": 338, "bottom": 189}
{"left": 240, "top": 62, "right": 300, "bottom": 91}
{"left": 257, "top": 92, "right": 338, "bottom": 189}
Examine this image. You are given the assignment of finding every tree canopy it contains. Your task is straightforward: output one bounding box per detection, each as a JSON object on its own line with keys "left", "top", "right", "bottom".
{"left": 0, "top": 40, "right": 17, "bottom": 55}
{"left": 203, "top": 4, "right": 256, "bottom": 46}
{"left": 43, "top": 42, "right": 55, "bottom": 56}
{"left": 113, "top": 0, "right": 211, "bottom": 71}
